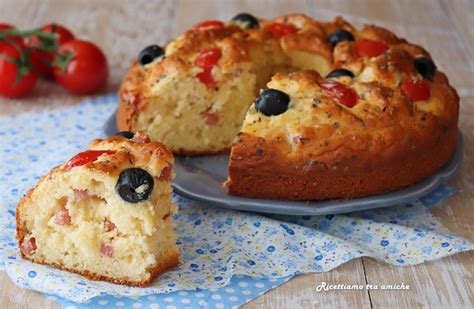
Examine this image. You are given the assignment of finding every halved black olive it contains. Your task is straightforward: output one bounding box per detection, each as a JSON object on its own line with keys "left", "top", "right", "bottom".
{"left": 255, "top": 89, "right": 290, "bottom": 116}
{"left": 138, "top": 45, "right": 165, "bottom": 66}
{"left": 116, "top": 168, "right": 154, "bottom": 203}
{"left": 115, "top": 131, "right": 134, "bottom": 139}
{"left": 232, "top": 13, "right": 259, "bottom": 29}
{"left": 326, "top": 68, "right": 355, "bottom": 78}
{"left": 327, "top": 29, "right": 355, "bottom": 47}
{"left": 414, "top": 57, "right": 436, "bottom": 80}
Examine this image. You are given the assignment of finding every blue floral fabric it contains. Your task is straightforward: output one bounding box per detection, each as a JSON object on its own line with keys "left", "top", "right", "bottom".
{"left": 0, "top": 95, "right": 472, "bottom": 306}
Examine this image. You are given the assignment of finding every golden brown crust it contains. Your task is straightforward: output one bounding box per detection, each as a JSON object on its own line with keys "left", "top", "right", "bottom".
{"left": 117, "top": 61, "right": 145, "bottom": 132}
{"left": 226, "top": 129, "right": 456, "bottom": 200}
{"left": 87, "top": 134, "right": 173, "bottom": 176}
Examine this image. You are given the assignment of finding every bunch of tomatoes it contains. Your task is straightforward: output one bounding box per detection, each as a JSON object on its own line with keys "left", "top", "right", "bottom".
{"left": 0, "top": 23, "right": 108, "bottom": 97}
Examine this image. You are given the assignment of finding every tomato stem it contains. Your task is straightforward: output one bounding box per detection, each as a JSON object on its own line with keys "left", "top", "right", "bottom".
{"left": 0, "top": 28, "right": 66, "bottom": 77}
{"left": 0, "top": 28, "right": 56, "bottom": 40}
{"left": 0, "top": 48, "right": 33, "bottom": 86}
{"left": 52, "top": 51, "right": 73, "bottom": 75}
{"left": 0, "top": 29, "right": 59, "bottom": 53}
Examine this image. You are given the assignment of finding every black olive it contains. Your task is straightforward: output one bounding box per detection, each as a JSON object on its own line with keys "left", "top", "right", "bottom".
{"left": 326, "top": 68, "right": 355, "bottom": 78}
{"left": 138, "top": 45, "right": 165, "bottom": 66}
{"left": 414, "top": 57, "right": 436, "bottom": 80}
{"left": 327, "top": 29, "right": 355, "bottom": 47}
{"left": 115, "top": 131, "right": 134, "bottom": 139}
{"left": 116, "top": 168, "right": 154, "bottom": 203}
{"left": 232, "top": 13, "right": 259, "bottom": 29}
{"left": 255, "top": 89, "right": 290, "bottom": 116}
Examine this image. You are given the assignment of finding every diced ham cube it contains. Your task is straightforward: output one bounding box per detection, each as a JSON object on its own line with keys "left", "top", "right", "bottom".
{"left": 54, "top": 208, "right": 71, "bottom": 225}
{"left": 74, "top": 189, "right": 90, "bottom": 202}
{"left": 162, "top": 213, "right": 171, "bottom": 221}
{"left": 132, "top": 132, "right": 151, "bottom": 143}
{"left": 201, "top": 110, "right": 219, "bottom": 126}
{"left": 159, "top": 166, "right": 173, "bottom": 181}
{"left": 100, "top": 243, "right": 114, "bottom": 258}
{"left": 104, "top": 219, "right": 116, "bottom": 232}
{"left": 131, "top": 94, "right": 142, "bottom": 112}
{"left": 159, "top": 166, "right": 172, "bottom": 181}
{"left": 21, "top": 237, "right": 37, "bottom": 256}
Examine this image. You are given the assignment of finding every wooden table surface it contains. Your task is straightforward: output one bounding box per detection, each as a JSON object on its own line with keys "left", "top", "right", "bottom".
{"left": 1, "top": 0, "right": 473, "bottom": 308}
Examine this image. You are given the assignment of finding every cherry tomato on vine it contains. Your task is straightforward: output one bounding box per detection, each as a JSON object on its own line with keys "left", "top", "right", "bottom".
{"left": 41, "top": 24, "right": 74, "bottom": 45}
{"left": 0, "top": 43, "right": 38, "bottom": 97}
{"left": 53, "top": 39, "right": 108, "bottom": 94}
{"left": 0, "top": 23, "right": 24, "bottom": 47}
{"left": 0, "top": 23, "right": 14, "bottom": 30}
{"left": 26, "top": 23, "right": 75, "bottom": 77}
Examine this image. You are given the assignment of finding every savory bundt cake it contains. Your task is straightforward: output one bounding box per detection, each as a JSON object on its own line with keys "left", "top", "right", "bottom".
{"left": 118, "top": 13, "right": 459, "bottom": 200}
{"left": 16, "top": 132, "right": 179, "bottom": 286}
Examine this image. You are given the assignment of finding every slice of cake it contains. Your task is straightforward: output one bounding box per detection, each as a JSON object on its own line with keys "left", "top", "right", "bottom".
{"left": 16, "top": 132, "right": 179, "bottom": 286}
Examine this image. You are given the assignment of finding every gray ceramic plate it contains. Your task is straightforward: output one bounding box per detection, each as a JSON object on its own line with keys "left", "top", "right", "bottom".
{"left": 104, "top": 112, "right": 463, "bottom": 215}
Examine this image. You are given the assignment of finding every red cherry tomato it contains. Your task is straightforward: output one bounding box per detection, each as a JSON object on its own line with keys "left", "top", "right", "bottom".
{"left": 65, "top": 150, "right": 116, "bottom": 171}
{"left": 355, "top": 39, "right": 389, "bottom": 58}
{"left": 29, "top": 50, "right": 54, "bottom": 77}
{"left": 264, "top": 23, "right": 298, "bottom": 37}
{"left": 53, "top": 40, "right": 108, "bottom": 94}
{"left": 41, "top": 23, "right": 74, "bottom": 45}
{"left": 27, "top": 23, "right": 75, "bottom": 77}
{"left": 319, "top": 81, "right": 359, "bottom": 108}
{"left": 401, "top": 80, "right": 430, "bottom": 101}
{"left": 196, "top": 69, "right": 215, "bottom": 86}
{"left": 194, "top": 20, "right": 224, "bottom": 30}
{"left": 195, "top": 48, "right": 222, "bottom": 68}
{"left": 0, "top": 43, "right": 37, "bottom": 98}
{"left": 0, "top": 23, "right": 14, "bottom": 30}
{"left": 0, "top": 23, "right": 24, "bottom": 46}
{"left": 195, "top": 48, "right": 222, "bottom": 86}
